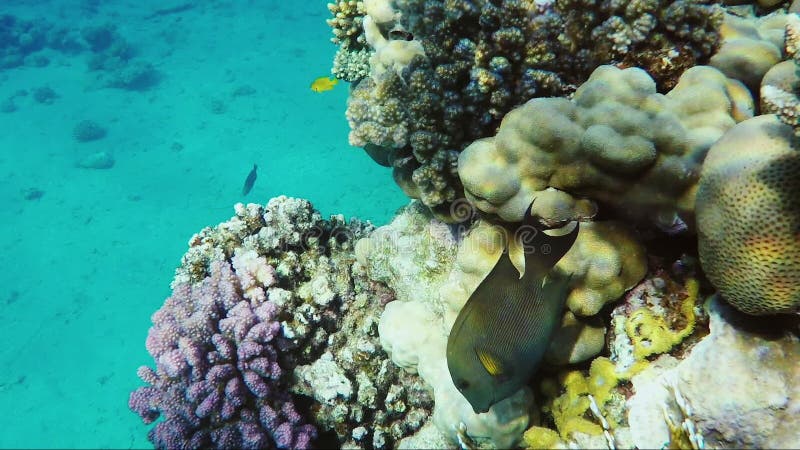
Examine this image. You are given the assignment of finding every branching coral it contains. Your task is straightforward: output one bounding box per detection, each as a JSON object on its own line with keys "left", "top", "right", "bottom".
{"left": 327, "top": 1, "right": 371, "bottom": 81}
{"left": 555, "top": 0, "right": 724, "bottom": 90}
{"left": 131, "top": 197, "right": 437, "bottom": 449}
{"left": 129, "top": 259, "right": 318, "bottom": 449}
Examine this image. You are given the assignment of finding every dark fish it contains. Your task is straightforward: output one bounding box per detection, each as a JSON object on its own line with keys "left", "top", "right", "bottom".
{"left": 389, "top": 29, "right": 414, "bottom": 41}
{"left": 242, "top": 164, "right": 257, "bottom": 196}
{"left": 447, "top": 201, "right": 579, "bottom": 413}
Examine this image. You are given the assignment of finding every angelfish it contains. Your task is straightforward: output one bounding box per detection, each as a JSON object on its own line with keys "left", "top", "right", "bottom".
{"left": 242, "top": 164, "right": 257, "bottom": 196}
{"left": 446, "top": 202, "right": 579, "bottom": 414}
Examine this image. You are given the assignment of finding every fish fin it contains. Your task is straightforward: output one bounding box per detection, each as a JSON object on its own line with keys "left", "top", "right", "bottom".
{"left": 507, "top": 236, "right": 526, "bottom": 279}
{"left": 523, "top": 220, "right": 580, "bottom": 277}
{"left": 475, "top": 346, "right": 512, "bottom": 380}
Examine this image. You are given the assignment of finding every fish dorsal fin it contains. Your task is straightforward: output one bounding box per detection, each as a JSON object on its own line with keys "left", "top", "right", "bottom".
{"left": 507, "top": 234, "right": 526, "bottom": 279}
{"left": 475, "top": 347, "right": 512, "bottom": 380}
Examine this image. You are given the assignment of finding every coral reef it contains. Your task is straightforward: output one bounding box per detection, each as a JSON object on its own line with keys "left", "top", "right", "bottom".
{"left": 696, "top": 114, "right": 800, "bottom": 314}
{"left": 627, "top": 296, "right": 799, "bottom": 448}
{"left": 131, "top": 197, "right": 434, "bottom": 449}
{"left": 341, "top": 0, "right": 726, "bottom": 218}
{"left": 760, "top": 13, "right": 800, "bottom": 130}
{"left": 710, "top": 11, "right": 788, "bottom": 91}
{"left": 131, "top": 1, "right": 800, "bottom": 447}
{"left": 129, "top": 258, "right": 318, "bottom": 449}
{"left": 358, "top": 203, "right": 534, "bottom": 448}
{"left": 458, "top": 64, "right": 751, "bottom": 230}
{"left": 327, "top": 1, "right": 371, "bottom": 81}
{"left": 555, "top": 0, "right": 724, "bottom": 90}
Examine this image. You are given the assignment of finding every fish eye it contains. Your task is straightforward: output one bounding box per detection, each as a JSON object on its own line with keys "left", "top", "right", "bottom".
{"left": 457, "top": 379, "right": 470, "bottom": 390}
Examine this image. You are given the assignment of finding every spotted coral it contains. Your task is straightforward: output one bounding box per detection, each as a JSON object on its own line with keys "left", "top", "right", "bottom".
{"left": 696, "top": 114, "right": 800, "bottom": 315}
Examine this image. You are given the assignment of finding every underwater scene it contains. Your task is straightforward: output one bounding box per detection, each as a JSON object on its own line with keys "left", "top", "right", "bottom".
{"left": 1, "top": 0, "right": 798, "bottom": 448}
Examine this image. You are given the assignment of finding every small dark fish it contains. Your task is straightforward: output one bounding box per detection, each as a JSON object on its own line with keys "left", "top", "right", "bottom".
{"left": 389, "top": 29, "right": 414, "bottom": 41}
{"left": 242, "top": 164, "right": 257, "bottom": 196}
{"left": 23, "top": 187, "right": 44, "bottom": 201}
{"left": 447, "top": 200, "right": 579, "bottom": 413}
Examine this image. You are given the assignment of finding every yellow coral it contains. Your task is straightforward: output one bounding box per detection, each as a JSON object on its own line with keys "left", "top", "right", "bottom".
{"left": 551, "top": 369, "right": 603, "bottom": 438}
{"left": 523, "top": 426, "right": 565, "bottom": 449}
{"left": 546, "top": 357, "right": 648, "bottom": 441}
{"left": 625, "top": 279, "right": 698, "bottom": 360}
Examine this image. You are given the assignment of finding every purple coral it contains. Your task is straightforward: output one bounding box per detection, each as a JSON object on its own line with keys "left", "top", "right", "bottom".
{"left": 129, "top": 259, "right": 317, "bottom": 449}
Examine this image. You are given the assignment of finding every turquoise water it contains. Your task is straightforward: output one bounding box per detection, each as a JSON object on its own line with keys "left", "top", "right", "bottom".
{"left": 0, "top": 1, "right": 406, "bottom": 447}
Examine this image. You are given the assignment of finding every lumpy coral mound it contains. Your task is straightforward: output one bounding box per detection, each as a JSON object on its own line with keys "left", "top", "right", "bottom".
{"left": 696, "top": 114, "right": 800, "bottom": 315}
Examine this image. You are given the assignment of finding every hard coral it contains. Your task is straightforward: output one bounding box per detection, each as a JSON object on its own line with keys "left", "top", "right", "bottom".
{"left": 129, "top": 259, "right": 317, "bottom": 449}
{"left": 360, "top": 203, "right": 533, "bottom": 448}
{"left": 132, "top": 196, "right": 439, "bottom": 449}
{"left": 556, "top": 221, "right": 647, "bottom": 318}
{"left": 345, "top": 0, "right": 732, "bottom": 219}
{"left": 346, "top": 71, "right": 410, "bottom": 148}
{"left": 458, "top": 64, "right": 750, "bottom": 230}
{"left": 556, "top": 0, "right": 724, "bottom": 90}
{"left": 327, "top": 1, "right": 372, "bottom": 82}
{"left": 696, "top": 114, "right": 800, "bottom": 315}
{"left": 710, "top": 11, "right": 786, "bottom": 92}
{"left": 350, "top": 0, "right": 572, "bottom": 217}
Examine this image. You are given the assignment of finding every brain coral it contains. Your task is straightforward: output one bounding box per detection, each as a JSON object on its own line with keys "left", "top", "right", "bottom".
{"left": 458, "top": 64, "right": 752, "bottom": 230}
{"left": 696, "top": 114, "right": 800, "bottom": 315}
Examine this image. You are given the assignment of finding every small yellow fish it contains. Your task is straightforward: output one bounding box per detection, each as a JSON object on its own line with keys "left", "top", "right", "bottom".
{"left": 310, "top": 76, "right": 338, "bottom": 93}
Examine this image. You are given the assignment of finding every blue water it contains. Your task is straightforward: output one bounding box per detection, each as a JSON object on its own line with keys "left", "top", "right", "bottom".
{"left": 0, "top": 1, "right": 406, "bottom": 447}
